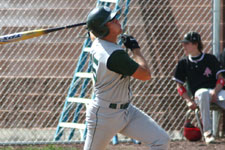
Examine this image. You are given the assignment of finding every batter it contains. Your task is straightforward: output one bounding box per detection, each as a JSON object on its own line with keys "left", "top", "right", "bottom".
{"left": 84, "top": 6, "right": 170, "bottom": 150}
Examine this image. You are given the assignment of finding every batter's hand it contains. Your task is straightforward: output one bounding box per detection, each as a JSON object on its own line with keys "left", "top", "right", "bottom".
{"left": 121, "top": 34, "right": 140, "bottom": 50}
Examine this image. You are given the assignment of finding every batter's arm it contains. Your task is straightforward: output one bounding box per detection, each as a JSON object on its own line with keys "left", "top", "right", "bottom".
{"left": 120, "top": 34, "right": 150, "bottom": 81}
{"left": 132, "top": 48, "right": 151, "bottom": 81}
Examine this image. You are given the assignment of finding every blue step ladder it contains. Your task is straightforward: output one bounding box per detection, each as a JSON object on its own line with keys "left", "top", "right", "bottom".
{"left": 54, "top": 0, "right": 134, "bottom": 144}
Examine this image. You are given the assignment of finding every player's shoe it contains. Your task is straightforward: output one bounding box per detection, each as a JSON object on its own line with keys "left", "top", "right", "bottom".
{"left": 204, "top": 130, "right": 215, "bottom": 144}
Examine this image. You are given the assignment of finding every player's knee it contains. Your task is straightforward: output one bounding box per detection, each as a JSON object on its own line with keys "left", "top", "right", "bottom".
{"left": 147, "top": 132, "right": 170, "bottom": 149}
{"left": 195, "top": 88, "right": 210, "bottom": 102}
{"left": 161, "top": 133, "right": 171, "bottom": 147}
{"left": 157, "top": 131, "right": 170, "bottom": 149}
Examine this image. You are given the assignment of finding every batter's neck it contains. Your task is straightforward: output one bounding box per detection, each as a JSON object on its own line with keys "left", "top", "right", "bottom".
{"left": 102, "top": 35, "right": 117, "bottom": 44}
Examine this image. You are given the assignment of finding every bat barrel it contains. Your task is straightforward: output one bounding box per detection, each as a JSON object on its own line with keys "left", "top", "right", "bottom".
{"left": 0, "top": 22, "right": 87, "bottom": 45}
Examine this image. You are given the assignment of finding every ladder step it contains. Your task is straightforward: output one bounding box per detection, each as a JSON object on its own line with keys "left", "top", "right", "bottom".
{"left": 76, "top": 72, "right": 93, "bottom": 78}
{"left": 59, "top": 122, "right": 86, "bottom": 129}
{"left": 83, "top": 47, "right": 91, "bottom": 52}
{"left": 68, "top": 97, "right": 92, "bottom": 104}
{"left": 99, "top": 0, "right": 117, "bottom": 3}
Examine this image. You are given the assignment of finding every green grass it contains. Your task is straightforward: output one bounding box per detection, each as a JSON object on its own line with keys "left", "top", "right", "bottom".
{"left": 0, "top": 145, "right": 80, "bottom": 150}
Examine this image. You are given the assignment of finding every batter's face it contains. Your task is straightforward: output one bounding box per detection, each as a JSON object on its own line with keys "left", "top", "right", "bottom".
{"left": 182, "top": 42, "right": 198, "bottom": 56}
{"left": 106, "top": 18, "right": 122, "bottom": 36}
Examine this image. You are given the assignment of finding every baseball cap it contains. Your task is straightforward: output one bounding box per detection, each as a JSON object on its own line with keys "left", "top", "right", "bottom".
{"left": 180, "top": 31, "right": 201, "bottom": 43}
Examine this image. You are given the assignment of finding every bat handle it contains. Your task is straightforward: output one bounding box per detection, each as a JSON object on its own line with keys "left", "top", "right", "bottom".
{"left": 66, "top": 22, "right": 86, "bottom": 29}
{"left": 45, "top": 22, "right": 87, "bottom": 33}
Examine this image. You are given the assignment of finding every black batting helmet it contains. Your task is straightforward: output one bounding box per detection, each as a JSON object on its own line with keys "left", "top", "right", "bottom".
{"left": 86, "top": 6, "right": 119, "bottom": 38}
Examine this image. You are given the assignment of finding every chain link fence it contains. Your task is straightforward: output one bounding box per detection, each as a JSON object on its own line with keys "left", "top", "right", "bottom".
{"left": 0, "top": 0, "right": 214, "bottom": 145}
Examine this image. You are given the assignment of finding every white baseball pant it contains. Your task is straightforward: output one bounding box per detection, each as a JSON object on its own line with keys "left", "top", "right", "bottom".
{"left": 195, "top": 88, "right": 225, "bottom": 133}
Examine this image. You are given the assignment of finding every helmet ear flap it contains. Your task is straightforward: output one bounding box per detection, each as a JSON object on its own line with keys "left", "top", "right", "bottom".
{"left": 92, "top": 25, "right": 109, "bottom": 38}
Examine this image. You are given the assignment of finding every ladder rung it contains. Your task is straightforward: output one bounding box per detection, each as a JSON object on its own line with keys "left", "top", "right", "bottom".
{"left": 99, "top": 0, "right": 117, "bottom": 3}
{"left": 83, "top": 47, "right": 91, "bottom": 52}
{"left": 68, "top": 97, "right": 92, "bottom": 104}
{"left": 59, "top": 122, "right": 86, "bottom": 129}
{"left": 76, "top": 72, "right": 93, "bottom": 78}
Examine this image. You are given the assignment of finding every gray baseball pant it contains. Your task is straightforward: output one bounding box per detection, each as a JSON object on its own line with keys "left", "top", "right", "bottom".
{"left": 84, "top": 103, "right": 170, "bottom": 150}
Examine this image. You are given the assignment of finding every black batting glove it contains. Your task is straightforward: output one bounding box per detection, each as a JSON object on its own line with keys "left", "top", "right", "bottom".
{"left": 120, "top": 34, "right": 140, "bottom": 50}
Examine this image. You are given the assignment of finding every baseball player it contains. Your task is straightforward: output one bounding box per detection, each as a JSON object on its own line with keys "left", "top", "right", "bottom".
{"left": 84, "top": 6, "right": 170, "bottom": 150}
{"left": 173, "top": 31, "right": 225, "bottom": 144}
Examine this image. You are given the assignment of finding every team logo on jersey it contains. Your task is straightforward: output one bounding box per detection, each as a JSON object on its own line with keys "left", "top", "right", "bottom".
{"left": 203, "top": 67, "right": 212, "bottom": 77}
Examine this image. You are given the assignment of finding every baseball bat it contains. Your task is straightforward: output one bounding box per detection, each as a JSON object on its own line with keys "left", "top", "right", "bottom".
{"left": 0, "top": 22, "right": 86, "bottom": 44}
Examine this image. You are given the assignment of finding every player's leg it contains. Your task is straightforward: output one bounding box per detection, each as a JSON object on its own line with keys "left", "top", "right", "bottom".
{"left": 120, "top": 105, "right": 170, "bottom": 150}
{"left": 84, "top": 105, "right": 123, "bottom": 150}
{"left": 215, "top": 100, "right": 225, "bottom": 109}
{"left": 195, "top": 88, "right": 216, "bottom": 143}
{"left": 195, "top": 88, "right": 212, "bottom": 133}
{"left": 215, "top": 90, "right": 225, "bottom": 109}
{"left": 84, "top": 124, "right": 115, "bottom": 150}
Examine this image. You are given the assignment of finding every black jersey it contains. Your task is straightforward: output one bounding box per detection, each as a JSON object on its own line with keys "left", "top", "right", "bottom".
{"left": 173, "top": 53, "right": 225, "bottom": 96}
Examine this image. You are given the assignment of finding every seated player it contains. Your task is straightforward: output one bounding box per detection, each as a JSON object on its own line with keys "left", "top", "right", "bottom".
{"left": 173, "top": 31, "right": 225, "bottom": 144}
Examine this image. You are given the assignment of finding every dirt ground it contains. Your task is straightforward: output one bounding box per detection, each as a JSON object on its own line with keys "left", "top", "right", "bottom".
{"left": 2, "top": 138, "right": 225, "bottom": 150}
{"left": 71, "top": 138, "right": 225, "bottom": 150}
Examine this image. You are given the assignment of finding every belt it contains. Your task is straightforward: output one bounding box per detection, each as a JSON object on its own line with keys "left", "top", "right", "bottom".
{"left": 92, "top": 99, "right": 130, "bottom": 109}
{"left": 109, "top": 102, "right": 129, "bottom": 109}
